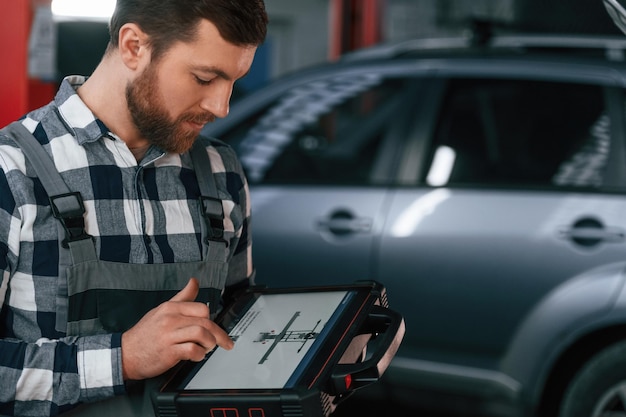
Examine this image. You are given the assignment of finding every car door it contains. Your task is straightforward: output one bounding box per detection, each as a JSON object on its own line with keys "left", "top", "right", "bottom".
{"left": 377, "top": 69, "right": 626, "bottom": 369}
{"left": 211, "top": 69, "right": 427, "bottom": 288}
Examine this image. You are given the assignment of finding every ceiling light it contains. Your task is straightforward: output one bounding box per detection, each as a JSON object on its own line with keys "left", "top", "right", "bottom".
{"left": 51, "top": 0, "right": 116, "bottom": 20}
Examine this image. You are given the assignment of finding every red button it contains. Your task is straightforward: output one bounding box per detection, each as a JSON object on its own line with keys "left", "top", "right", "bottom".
{"left": 345, "top": 374, "right": 352, "bottom": 390}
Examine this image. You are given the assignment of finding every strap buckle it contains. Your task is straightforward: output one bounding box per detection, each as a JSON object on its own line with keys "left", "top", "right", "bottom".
{"left": 49, "top": 192, "right": 92, "bottom": 248}
{"left": 199, "top": 196, "right": 226, "bottom": 244}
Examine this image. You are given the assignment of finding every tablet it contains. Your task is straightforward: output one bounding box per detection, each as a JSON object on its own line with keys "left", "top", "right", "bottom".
{"left": 155, "top": 281, "right": 404, "bottom": 417}
{"left": 184, "top": 290, "right": 352, "bottom": 390}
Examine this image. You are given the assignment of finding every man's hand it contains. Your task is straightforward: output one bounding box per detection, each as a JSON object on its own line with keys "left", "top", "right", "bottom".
{"left": 121, "top": 278, "right": 233, "bottom": 381}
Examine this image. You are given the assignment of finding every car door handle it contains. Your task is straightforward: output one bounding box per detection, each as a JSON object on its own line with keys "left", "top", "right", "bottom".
{"left": 316, "top": 209, "right": 373, "bottom": 235}
{"left": 559, "top": 217, "right": 625, "bottom": 247}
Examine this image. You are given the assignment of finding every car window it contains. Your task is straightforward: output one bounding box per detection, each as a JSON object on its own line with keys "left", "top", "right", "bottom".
{"left": 227, "top": 73, "right": 414, "bottom": 185}
{"left": 423, "top": 78, "right": 608, "bottom": 189}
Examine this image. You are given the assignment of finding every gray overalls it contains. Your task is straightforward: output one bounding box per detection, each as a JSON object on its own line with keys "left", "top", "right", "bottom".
{"left": 3, "top": 122, "right": 232, "bottom": 416}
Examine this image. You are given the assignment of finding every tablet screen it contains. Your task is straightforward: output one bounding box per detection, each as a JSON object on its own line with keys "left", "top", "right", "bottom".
{"left": 183, "top": 290, "right": 353, "bottom": 390}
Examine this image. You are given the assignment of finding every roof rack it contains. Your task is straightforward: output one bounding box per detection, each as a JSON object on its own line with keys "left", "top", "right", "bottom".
{"left": 340, "top": 32, "right": 626, "bottom": 62}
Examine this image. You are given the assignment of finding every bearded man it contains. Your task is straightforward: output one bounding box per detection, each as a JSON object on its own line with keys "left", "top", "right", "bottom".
{"left": 0, "top": 1, "right": 268, "bottom": 416}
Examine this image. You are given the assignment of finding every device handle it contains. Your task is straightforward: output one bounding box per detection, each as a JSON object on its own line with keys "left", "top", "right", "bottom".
{"left": 329, "top": 305, "right": 405, "bottom": 394}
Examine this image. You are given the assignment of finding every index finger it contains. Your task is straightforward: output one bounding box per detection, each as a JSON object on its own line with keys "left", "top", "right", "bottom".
{"left": 209, "top": 320, "right": 234, "bottom": 350}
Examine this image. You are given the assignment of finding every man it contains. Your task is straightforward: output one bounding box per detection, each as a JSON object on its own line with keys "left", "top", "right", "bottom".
{"left": 0, "top": 0, "right": 268, "bottom": 416}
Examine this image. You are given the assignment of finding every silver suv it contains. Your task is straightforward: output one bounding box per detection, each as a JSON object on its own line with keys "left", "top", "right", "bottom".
{"left": 203, "top": 31, "right": 626, "bottom": 417}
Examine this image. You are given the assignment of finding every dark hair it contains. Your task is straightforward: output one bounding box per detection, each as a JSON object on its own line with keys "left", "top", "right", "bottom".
{"left": 108, "top": 0, "right": 268, "bottom": 60}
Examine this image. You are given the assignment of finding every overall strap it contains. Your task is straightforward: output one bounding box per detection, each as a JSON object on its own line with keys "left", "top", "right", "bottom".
{"left": 189, "top": 138, "right": 228, "bottom": 260}
{"left": 2, "top": 122, "right": 95, "bottom": 255}
{"left": 3, "top": 122, "right": 73, "bottom": 203}
{"left": 1, "top": 121, "right": 97, "bottom": 333}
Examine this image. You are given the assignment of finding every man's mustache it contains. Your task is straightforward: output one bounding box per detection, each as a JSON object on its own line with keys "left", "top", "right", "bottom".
{"left": 184, "top": 113, "right": 216, "bottom": 125}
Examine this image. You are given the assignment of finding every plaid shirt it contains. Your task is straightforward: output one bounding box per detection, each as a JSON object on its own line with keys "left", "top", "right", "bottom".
{"left": 0, "top": 76, "right": 253, "bottom": 416}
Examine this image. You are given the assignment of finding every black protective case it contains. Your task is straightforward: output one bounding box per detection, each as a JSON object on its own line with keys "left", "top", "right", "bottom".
{"left": 154, "top": 281, "right": 405, "bottom": 417}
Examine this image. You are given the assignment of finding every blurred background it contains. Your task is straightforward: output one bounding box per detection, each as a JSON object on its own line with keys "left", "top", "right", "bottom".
{"left": 1, "top": 0, "right": 622, "bottom": 127}
{"left": 4, "top": 2, "right": 626, "bottom": 417}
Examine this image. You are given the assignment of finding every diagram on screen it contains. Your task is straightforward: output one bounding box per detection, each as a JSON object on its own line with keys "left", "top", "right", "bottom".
{"left": 184, "top": 291, "right": 348, "bottom": 390}
{"left": 254, "top": 312, "right": 321, "bottom": 364}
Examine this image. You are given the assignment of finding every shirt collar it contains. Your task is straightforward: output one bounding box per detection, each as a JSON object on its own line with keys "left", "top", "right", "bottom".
{"left": 53, "top": 75, "right": 112, "bottom": 144}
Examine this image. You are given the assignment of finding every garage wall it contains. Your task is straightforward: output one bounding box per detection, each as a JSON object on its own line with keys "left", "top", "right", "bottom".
{"left": 51, "top": 0, "right": 623, "bottom": 94}
{"left": 261, "top": 0, "right": 621, "bottom": 85}
{"left": 264, "top": 0, "right": 331, "bottom": 78}
{"left": 263, "top": 0, "right": 518, "bottom": 81}
{"left": 385, "top": 0, "right": 516, "bottom": 41}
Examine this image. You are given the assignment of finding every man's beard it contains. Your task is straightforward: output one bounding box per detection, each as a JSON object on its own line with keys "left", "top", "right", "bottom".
{"left": 126, "top": 65, "right": 215, "bottom": 154}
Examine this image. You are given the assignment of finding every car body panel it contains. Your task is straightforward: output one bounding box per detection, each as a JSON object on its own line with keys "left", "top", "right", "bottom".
{"left": 202, "top": 33, "right": 626, "bottom": 415}
{"left": 501, "top": 261, "right": 626, "bottom": 410}
{"left": 378, "top": 190, "right": 626, "bottom": 361}
{"left": 249, "top": 187, "right": 390, "bottom": 286}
